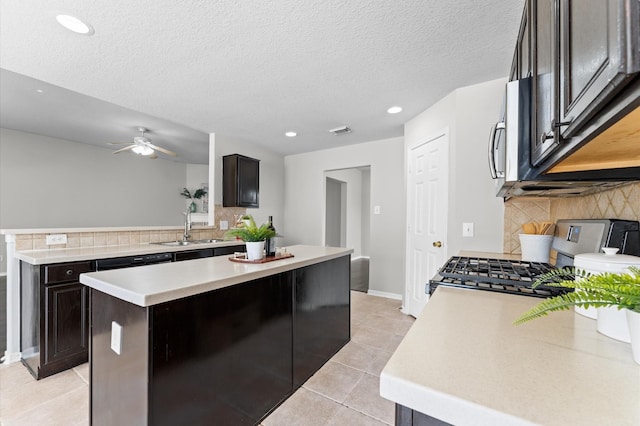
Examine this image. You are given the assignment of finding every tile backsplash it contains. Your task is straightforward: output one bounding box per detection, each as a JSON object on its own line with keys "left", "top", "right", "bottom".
{"left": 14, "top": 204, "right": 247, "bottom": 251}
{"left": 504, "top": 182, "right": 640, "bottom": 254}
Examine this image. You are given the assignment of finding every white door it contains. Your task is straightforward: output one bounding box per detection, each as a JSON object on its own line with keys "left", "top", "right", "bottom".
{"left": 405, "top": 132, "right": 448, "bottom": 317}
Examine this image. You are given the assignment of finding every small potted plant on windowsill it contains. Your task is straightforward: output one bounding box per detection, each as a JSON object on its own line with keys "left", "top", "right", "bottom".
{"left": 514, "top": 266, "right": 640, "bottom": 365}
{"left": 180, "top": 187, "right": 207, "bottom": 213}
{"left": 224, "top": 215, "right": 276, "bottom": 260}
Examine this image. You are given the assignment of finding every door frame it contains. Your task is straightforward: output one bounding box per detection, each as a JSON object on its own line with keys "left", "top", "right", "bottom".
{"left": 403, "top": 128, "right": 449, "bottom": 316}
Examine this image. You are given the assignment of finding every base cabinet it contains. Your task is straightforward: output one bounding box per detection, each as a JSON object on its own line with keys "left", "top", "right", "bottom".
{"left": 21, "top": 260, "right": 94, "bottom": 379}
{"left": 90, "top": 255, "right": 351, "bottom": 425}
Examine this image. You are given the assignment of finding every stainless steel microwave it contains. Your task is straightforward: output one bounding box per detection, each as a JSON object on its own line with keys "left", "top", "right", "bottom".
{"left": 488, "top": 78, "right": 628, "bottom": 198}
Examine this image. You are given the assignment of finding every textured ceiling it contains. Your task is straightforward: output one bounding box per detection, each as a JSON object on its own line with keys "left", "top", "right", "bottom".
{"left": 0, "top": 0, "right": 524, "bottom": 163}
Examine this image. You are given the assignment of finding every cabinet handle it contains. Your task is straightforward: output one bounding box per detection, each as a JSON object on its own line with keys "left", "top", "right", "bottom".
{"left": 539, "top": 131, "right": 554, "bottom": 144}
{"left": 552, "top": 119, "right": 572, "bottom": 128}
{"left": 66, "top": 269, "right": 74, "bottom": 276}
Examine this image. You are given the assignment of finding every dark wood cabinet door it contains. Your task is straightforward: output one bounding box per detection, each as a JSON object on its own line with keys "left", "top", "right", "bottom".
{"left": 517, "top": 1, "right": 531, "bottom": 80}
{"left": 237, "top": 155, "right": 259, "bottom": 207}
{"left": 223, "top": 154, "right": 260, "bottom": 207}
{"left": 531, "top": 0, "right": 560, "bottom": 166}
{"left": 558, "top": 0, "right": 640, "bottom": 139}
{"left": 44, "top": 282, "right": 89, "bottom": 364}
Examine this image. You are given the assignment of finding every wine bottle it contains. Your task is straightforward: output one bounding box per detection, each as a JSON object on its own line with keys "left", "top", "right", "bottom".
{"left": 266, "top": 215, "right": 276, "bottom": 257}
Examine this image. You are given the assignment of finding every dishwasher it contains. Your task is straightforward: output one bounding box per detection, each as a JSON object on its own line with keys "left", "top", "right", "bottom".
{"left": 95, "top": 252, "right": 173, "bottom": 270}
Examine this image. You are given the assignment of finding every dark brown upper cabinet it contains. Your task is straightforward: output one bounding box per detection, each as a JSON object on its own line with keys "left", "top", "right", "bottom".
{"left": 531, "top": 0, "right": 560, "bottom": 166}
{"left": 510, "top": 1, "right": 531, "bottom": 82}
{"left": 558, "top": 0, "right": 640, "bottom": 139}
{"left": 528, "top": 0, "right": 639, "bottom": 168}
{"left": 223, "top": 154, "right": 260, "bottom": 208}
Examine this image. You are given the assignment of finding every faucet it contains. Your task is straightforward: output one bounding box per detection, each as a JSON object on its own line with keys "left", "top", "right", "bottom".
{"left": 183, "top": 208, "right": 192, "bottom": 241}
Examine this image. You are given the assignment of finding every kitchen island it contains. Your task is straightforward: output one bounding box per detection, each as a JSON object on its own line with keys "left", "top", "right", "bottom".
{"left": 380, "top": 286, "right": 640, "bottom": 426}
{"left": 80, "top": 245, "right": 352, "bottom": 425}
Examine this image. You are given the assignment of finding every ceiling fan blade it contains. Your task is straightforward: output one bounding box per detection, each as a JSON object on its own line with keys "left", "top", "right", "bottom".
{"left": 112, "top": 145, "right": 136, "bottom": 154}
{"left": 108, "top": 141, "right": 132, "bottom": 145}
{"left": 147, "top": 143, "right": 177, "bottom": 157}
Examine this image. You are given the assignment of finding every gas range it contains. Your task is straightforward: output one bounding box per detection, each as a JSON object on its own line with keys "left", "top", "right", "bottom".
{"left": 428, "top": 219, "right": 640, "bottom": 298}
{"left": 428, "top": 256, "right": 569, "bottom": 298}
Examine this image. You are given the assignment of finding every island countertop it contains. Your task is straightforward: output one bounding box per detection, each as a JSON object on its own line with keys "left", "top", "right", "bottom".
{"left": 380, "top": 286, "right": 640, "bottom": 426}
{"left": 80, "top": 245, "right": 352, "bottom": 307}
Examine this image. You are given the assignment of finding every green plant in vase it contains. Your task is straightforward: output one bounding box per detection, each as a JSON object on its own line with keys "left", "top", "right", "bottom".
{"left": 180, "top": 187, "right": 207, "bottom": 213}
{"left": 224, "top": 215, "right": 275, "bottom": 242}
{"left": 225, "top": 215, "right": 276, "bottom": 260}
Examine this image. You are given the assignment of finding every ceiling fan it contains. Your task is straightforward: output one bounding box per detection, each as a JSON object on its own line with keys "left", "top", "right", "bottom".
{"left": 109, "top": 127, "right": 177, "bottom": 159}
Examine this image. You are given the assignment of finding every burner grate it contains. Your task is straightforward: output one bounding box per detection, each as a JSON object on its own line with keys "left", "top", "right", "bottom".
{"left": 430, "top": 256, "right": 573, "bottom": 298}
{"left": 438, "top": 256, "right": 556, "bottom": 286}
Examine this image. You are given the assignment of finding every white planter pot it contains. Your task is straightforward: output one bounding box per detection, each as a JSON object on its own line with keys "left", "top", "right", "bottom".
{"left": 245, "top": 241, "right": 265, "bottom": 260}
{"left": 626, "top": 309, "right": 640, "bottom": 365}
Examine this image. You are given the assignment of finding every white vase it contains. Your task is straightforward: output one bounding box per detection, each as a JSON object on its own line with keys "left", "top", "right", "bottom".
{"left": 245, "top": 241, "right": 265, "bottom": 260}
{"left": 625, "top": 309, "right": 640, "bottom": 365}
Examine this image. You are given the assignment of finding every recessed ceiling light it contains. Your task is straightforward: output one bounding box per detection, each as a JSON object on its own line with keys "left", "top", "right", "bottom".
{"left": 387, "top": 106, "right": 403, "bottom": 114}
{"left": 56, "top": 14, "right": 94, "bottom": 35}
{"left": 285, "top": 131, "right": 297, "bottom": 137}
{"left": 36, "top": 89, "right": 44, "bottom": 93}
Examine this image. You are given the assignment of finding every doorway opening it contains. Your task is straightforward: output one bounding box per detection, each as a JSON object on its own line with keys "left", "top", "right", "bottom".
{"left": 324, "top": 166, "right": 371, "bottom": 293}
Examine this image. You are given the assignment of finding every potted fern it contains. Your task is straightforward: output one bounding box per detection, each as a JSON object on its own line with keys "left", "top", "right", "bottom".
{"left": 224, "top": 215, "right": 276, "bottom": 260}
{"left": 514, "top": 266, "right": 640, "bottom": 364}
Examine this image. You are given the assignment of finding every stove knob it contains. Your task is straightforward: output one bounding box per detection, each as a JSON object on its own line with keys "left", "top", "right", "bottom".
{"left": 432, "top": 241, "right": 442, "bottom": 248}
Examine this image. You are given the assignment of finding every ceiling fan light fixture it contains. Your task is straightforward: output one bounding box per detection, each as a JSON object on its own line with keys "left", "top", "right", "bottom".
{"left": 132, "top": 145, "right": 154, "bottom": 156}
{"left": 56, "top": 14, "right": 94, "bottom": 35}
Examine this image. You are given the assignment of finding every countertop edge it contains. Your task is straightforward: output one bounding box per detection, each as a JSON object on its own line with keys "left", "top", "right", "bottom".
{"left": 80, "top": 246, "right": 353, "bottom": 307}
{"left": 14, "top": 240, "right": 245, "bottom": 265}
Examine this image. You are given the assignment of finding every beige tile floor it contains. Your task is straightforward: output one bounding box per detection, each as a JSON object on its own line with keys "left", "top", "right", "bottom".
{"left": 0, "top": 291, "right": 414, "bottom": 426}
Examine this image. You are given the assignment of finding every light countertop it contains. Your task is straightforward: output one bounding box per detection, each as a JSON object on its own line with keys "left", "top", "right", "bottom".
{"left": 13, "top": 240, "right": 244, "bottom": 265}
{"left": 380, "top": 286, "right": 639, "bottom": 425}
{"left": 80, "top": 245, "right": 352, "bottom": 307}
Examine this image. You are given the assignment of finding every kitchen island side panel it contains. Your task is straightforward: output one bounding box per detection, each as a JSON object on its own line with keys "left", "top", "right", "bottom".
{"left": 149, "top": 272, "right": 293, "bottom": 425}
{"left": 90, "top": 289, "right": 149, "bottom": 426}
{"left": 293, "top": 255, "right": 351, "bottom": 387}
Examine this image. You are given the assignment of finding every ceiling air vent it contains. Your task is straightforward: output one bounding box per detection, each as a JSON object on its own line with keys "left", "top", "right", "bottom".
{"left": 329, "top": 126, "right": 352, "bottom": 135}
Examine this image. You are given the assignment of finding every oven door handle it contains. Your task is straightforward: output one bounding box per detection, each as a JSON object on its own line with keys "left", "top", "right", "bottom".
{"left": 488, "top": 121, "right": 504, "bottom": 179}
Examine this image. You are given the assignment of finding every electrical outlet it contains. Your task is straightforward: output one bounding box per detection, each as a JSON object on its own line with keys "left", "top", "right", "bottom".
{"left": 111, "top": 321, "right": 122, "bottom": 355}
{"left": 46, "top": 234, "right": 67, "bottom": 245}
{"left": 373, "top": 205, "right": 381, "bottom": 215}
{"left": 462, "top": 223, "right": 474, "bottom": 237}
{"left": 220, "top": 220, "right": 229, "bottom": 230}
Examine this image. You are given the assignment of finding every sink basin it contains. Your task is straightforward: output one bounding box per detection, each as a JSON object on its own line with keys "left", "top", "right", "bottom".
{"left": 154, "top": 241, "right": 198, "bottom": 246}
{"left": 194, "top": 239, "right": 226, "bottom": 243}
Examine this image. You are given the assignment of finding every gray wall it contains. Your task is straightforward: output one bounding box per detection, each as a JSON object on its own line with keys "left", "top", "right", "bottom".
{"left": 0, "top": 127, "right": 190, "bottom": 272}
{"left": 404, "top": 77, "right": 506, "bottom": 257}
{"left": 284, "top": 137, "right": 404, "bottom": 297}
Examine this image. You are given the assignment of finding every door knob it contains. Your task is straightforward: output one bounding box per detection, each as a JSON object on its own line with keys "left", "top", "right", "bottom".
{"left": 432, "top": 241, "right": 442, "bottom": 248}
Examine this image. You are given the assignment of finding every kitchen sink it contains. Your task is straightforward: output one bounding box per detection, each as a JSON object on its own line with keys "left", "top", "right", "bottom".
{"left": 154, "top": 241, "right": 198, "bottom": 246}
{"left": 153, "top": 239, "right": 228, "bottom": 246}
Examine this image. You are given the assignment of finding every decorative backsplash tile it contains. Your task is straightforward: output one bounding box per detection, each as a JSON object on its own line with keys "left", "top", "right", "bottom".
{"left": 12, "top": 204, "right": 247, "bottom": 252}
{"left": 505, "top": 182, "right": 640, "bottom": 254}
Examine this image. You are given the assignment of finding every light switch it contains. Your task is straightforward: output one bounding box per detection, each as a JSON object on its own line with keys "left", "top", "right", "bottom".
{"left": 111, "top": 321, "right": 122, "bottom": 355}
{"left": 462, "top": 223, "right": 474, "bottom": 237}
{"left": 373, "top": 206, "right": 381, "bottom": 215}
